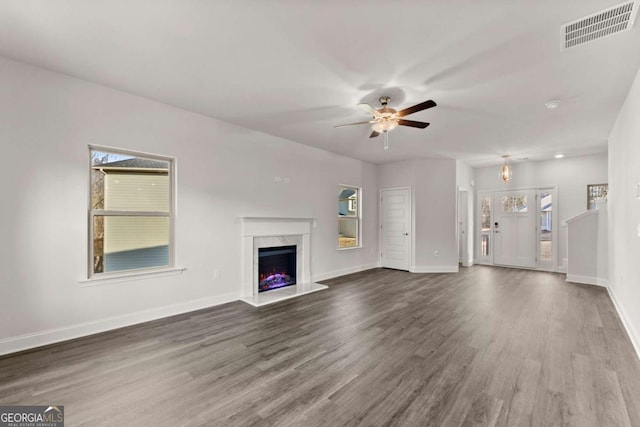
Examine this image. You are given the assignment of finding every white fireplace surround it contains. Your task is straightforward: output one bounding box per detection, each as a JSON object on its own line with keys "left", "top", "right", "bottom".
{"left": 240, "top": 217, "right": 327, "bottom": 306}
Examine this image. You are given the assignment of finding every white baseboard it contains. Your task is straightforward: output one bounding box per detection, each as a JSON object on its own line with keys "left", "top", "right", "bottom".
{"left": 606, "top": 286, "right": 640, "bottom": 362}
{"left": 0, "top": 292, "right": 241, "bottom": 357}
{"left": 312, "top": 263, "right": 379, "bottom": 282}
{"left": 566, "top": 274, "right": 609, "bottom": 287}
{"left": 558, "top": 258, "right": 568, "bottom": 273}
{"left": 410, "top": 265, "right": 459, "bottom": 273}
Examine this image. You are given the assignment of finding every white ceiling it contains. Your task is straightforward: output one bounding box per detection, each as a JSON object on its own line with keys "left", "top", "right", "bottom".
{"left": 1, "top": 1, "right": 639, "bottom": 166}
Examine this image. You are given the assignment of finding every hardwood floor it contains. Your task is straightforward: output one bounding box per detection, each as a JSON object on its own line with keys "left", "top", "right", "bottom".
{"left": 1, "top": 266, "right": 640, "bottom": 426}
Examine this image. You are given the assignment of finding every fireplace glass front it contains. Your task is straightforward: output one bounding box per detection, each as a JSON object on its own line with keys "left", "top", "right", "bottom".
{"left": 258, "top": 245, "right": 297, "bottom": 292}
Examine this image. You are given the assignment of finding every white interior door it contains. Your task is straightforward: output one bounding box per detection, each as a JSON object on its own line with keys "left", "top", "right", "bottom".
{"left": 493, "top": 190, "right": 537, "bottom": 268}
{"left": 381, "top": 187, "right": 411, "bottom": 271}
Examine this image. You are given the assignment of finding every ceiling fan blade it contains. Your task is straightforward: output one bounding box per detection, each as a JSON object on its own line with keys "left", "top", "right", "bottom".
{"left": 334, "top": 120, "right": 374, "bottom": 128}
{"left": 398, "top": 119, "right": 430, "bottom": 129}
{"left": 397, "top": 100, "right": 437, "bottom": 117}
{"left": 369, "top": 131, "right": 380, "bottom": 138}
{"left": 358, "top": 103, "right": 382, "bottom": 117}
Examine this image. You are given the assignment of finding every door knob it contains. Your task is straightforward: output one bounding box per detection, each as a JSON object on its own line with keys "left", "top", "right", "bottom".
{"left": 403, "top": 232, "right": 409, "bottom": 236}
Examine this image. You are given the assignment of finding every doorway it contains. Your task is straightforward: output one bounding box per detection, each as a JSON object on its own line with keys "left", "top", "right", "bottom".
{"left": 478, "top": 187, "right": 558, "bottom": 270}
{"left": 458, "top": 189, "right": 469, "bottom": 266}
{"left": 380, "top": 187, "right": 411, "bottom": 271}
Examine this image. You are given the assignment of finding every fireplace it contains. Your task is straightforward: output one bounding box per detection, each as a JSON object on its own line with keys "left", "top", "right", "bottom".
{"left": 240, "top": 217, "right": 327, "bottom": 307}
{"left": 258, "top": 245, "right": 297, "bottom": 292}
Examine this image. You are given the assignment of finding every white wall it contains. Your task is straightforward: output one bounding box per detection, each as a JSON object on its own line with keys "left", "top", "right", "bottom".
{"left": 0, "top": 56, "right": 379, "bottom": 354}
{"left": 474, "top": 153, "right": 608, "bottom": 270}
{"left": 608, "top": 64, "right": 640, "bottom": 356}
{"left": 563, "top": 198, "right": 608, "bottom": 288}
{"left": 378, "top": 158, "right": 458, "bottom": 272}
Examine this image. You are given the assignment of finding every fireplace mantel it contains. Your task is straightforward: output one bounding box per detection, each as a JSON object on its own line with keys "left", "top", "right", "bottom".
{"left": 240, "top": 216, "right": 316, "bottom": 222}
{"left": 240, "top": 217, "right": 316, "bottom": 237}
{"left": 239, "top": 217, "right": 327, "bottom": 307}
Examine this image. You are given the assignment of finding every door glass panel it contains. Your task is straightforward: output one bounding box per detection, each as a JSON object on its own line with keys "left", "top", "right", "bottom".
{"left": 501, "top": 195, "right": 528, "bottom": 213}
{"left": 540, "top": 192, "right": 552, "bottom": 262}
{"left": 481, "top": 234, "right": 490, "bottom": 257}
{"left": 481, "top": 196, "right": 491, "bottom": 231}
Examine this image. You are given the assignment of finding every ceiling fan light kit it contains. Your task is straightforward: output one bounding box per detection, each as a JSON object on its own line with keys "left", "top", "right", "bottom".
{"left": 371, "top": 118, "right": 399, "bottom": 133}
{"left": 335, "top": 96, "right": 436, "bottom": 150}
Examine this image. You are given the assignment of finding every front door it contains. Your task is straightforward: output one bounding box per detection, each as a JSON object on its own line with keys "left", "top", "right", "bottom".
{"left": 381, "top": 187, "right": 411, "bottom": 271}
{"left": 493, "top": 190, "right": 537, "bottom": 268}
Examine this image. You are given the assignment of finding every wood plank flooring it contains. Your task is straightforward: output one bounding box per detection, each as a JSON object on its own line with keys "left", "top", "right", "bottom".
{"left": 1, "top": 266, "right": 640, "bottom": 426}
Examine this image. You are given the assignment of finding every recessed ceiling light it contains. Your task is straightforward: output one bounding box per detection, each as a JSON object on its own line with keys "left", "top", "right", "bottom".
{"left": 545, "top": 100, "right": 561, "bottom": 109}
{"left": 555, "top": 153, "right": 564, "bottom": 158}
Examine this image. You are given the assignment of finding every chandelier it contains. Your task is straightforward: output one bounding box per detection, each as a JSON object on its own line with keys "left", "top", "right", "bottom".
{"left": 500, "top": 155, "right": 512, "bottom": 182}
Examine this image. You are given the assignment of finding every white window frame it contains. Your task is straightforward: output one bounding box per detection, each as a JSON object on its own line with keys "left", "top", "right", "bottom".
{"left": 338, "top": 184, "right": 362, "bottom": 250}
{"left": 87, "top": 145, "right": 176, "bottom": 279}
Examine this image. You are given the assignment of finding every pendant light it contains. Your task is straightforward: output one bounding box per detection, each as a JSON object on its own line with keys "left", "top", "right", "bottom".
{"left": 500, "top": 155, "right": 512, "bottom": 182}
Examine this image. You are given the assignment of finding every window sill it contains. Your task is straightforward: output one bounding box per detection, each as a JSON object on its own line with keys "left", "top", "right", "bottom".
{"left": 79, "top": 267, "right": 186, "bottom": 287}
{"left": 337, "top": 246, "right": 363, "bottom": 251}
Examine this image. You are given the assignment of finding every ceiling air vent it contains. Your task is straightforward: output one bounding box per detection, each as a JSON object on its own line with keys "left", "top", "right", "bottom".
{"left": 562, "top": 1, "right": 638, "bottom": 49}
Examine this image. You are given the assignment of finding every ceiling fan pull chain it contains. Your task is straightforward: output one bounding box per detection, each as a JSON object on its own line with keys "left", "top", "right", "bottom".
{"left": 384, "top": 132, "right": 389, "bottom": 150}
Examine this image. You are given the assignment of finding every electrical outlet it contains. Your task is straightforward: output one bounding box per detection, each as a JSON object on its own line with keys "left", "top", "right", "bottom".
{"left": 213, "top": 269, "right": 219, "bottom": 279}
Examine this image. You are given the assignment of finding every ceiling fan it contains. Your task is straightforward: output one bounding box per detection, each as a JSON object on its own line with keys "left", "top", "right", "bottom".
{"left": 335, "top": 96, "right": 437, "bottom": 149}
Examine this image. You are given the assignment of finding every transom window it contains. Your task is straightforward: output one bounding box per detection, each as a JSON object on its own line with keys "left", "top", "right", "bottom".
{"left": 338, "top": 185, "right": 361, "bottom": 249}
{"left": 89, "top": 147, "right": 174, "bottom": 276}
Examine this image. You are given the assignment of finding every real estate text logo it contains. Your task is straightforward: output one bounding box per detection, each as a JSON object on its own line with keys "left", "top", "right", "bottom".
{"left": 0, "top": 405, "right": 64, "bottom": 427}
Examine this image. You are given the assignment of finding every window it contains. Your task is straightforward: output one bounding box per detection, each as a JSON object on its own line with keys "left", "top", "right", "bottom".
{"left": 338, "top": 185, "right": 361, "bottom": 249}
{"left": 89, "top": 147, "right": 174, "bottom": 276}
{"left": 480, "top": 194, "right": 491, "bottom": 257}
{"left": 587, "top": 183, "right": 607, "bottom": 210}
{"left": 501, "top": 195, "right": 528, "bottom": 213}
